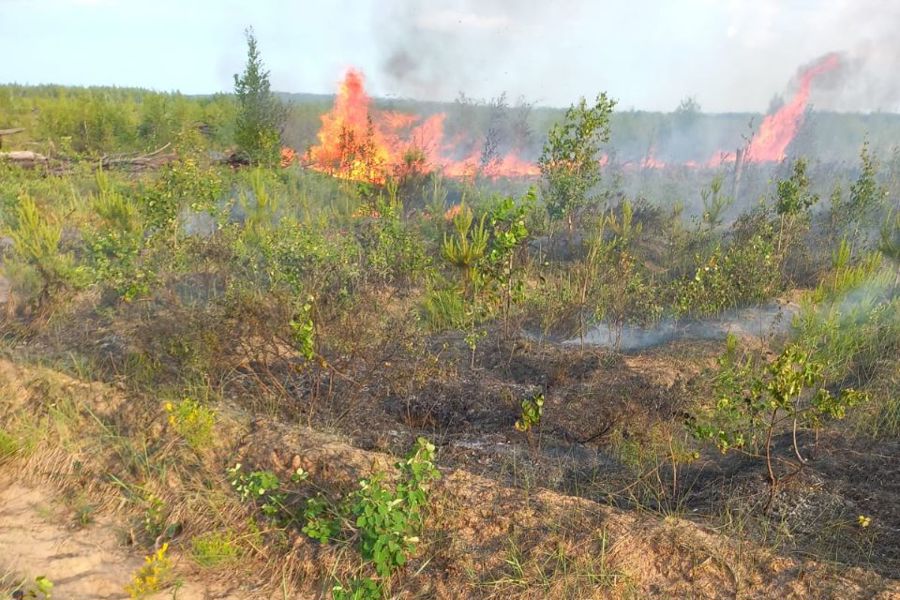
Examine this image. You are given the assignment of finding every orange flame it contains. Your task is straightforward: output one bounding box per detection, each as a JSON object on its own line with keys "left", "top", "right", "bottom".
{"left": 640, "top": 148, "right": 666, "bottom": 169}
{"left": 280, "top": 146, "right": 298, "bottom": 168}
{"left": 746, "top": 53, "right": 840, "bottom": 163}
{"left": 638, "top": 54, "right": 842, "bottom": 170}
{"left": 307, "top": 69, "right": 539, "bottom": 183}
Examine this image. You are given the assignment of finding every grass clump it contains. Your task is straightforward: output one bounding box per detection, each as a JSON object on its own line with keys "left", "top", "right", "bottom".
{"left": 0, "top": 429, "right": 18, "bottom": 463}
{"left": 164, "top": 398, "right": 215, "bottom": 450}
{"left": 190, "top": 531, "right": 240, "bottom": 568}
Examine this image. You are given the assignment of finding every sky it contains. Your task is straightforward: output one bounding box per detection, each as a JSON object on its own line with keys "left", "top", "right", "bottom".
{"left": 0, "top": 0, "right": 897, "bottom": 112}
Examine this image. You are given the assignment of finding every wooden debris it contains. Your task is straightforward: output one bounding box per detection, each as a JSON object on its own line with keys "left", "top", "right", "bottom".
{"left": 98, "top": 143, "right": 176, "bottom": 172}
{"left": 0, "top": 150, "right": 48, "bottom": 168}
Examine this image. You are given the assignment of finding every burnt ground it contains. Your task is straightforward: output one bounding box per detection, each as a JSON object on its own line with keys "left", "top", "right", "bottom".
{"left": 289, "top": 330, "right": 900, "bottom": 580}
{"left": 12, "top": 296, "right": 900, "bottom": 586}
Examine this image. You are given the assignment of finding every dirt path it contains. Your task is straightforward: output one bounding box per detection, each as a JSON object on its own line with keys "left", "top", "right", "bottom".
{"left": 0, "top": 481, "right": 242, "bottom": 600}
{"left": 1, "top": 481, "right": 137, "bottom": 599}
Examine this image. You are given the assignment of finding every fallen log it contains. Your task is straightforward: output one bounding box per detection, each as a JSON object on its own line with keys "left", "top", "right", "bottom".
{"left": 0, "top": 150, "right": 48, "bottom": 168}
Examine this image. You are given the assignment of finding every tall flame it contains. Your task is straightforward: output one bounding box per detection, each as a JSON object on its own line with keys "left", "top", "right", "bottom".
{"left": 745, "top": 53, "right": 840, "bottom": 162}
{"left": 306, "top": 69, "right": 539, "bottom": 183}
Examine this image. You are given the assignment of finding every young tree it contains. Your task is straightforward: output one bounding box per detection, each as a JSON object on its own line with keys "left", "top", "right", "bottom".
{"left": 538, "top": 93, "right": 615, "bottom": 230}
{"left": 691, "top": 337, "right": 866, "bottom": 511}
{"left": 774, "top": 157, "right": 818, "bottom": 257}
{"left": 233, "top": 28, "right": 284, "bottom": 166}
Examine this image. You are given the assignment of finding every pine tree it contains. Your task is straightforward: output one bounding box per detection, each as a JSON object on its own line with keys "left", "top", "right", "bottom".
{"left": 233, "top": 28, "right": 284, "bottom": 166}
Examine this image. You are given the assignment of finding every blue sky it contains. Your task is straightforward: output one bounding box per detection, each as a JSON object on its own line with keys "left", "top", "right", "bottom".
{"left": 0, "top": 0, "right": 896, "bottom": 111}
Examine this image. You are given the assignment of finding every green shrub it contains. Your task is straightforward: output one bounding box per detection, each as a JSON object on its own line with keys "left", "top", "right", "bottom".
{"left": 86, "top": 171, "right": 151, "bottom": 300}
{"left": 302, "top": 438, "right": 440, "bottom": 597}
{"left": 691, "top": 336, "right": 867, "bottom": 508}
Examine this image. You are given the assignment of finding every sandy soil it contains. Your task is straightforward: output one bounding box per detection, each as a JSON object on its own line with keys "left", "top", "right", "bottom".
{"left": 0, "top": 481, "right": 244, "bottom": 600}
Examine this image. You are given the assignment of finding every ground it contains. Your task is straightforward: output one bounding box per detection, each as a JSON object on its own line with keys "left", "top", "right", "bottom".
{"left": 1, "top": 342, "right": 898, "bottom": 599}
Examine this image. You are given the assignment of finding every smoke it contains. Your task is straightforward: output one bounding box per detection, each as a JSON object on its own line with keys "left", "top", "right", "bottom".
{"left": 812, "top": 44, "right": 900, "bottom": 113}
{"left": 371, "top": 0, "right": 588, "bottom": 101}
{"left": 367, "top": 0, "right": 900, "bottom": 113}
{"left": 737, "top": 1, "right": 900, "bottom": 114}
{"left": 564, "top": 303, "right": 798, "bottom": 352}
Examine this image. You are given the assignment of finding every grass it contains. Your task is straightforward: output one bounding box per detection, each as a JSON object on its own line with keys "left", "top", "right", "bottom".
{"left": 0, "top": 429, "right": 17, "bottom": 463}
{"left": 190, "top": 531, "right": 240, "bottom": 568}
{"left": 480, "top": 529, "right": 634, "bottom": 599}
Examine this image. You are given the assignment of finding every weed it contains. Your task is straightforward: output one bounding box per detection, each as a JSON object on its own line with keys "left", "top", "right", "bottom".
{"left": 164, "top": 398, "right": 215, "bottom": 450}
{"left": 73, "top": 498, "right": 95, "bottom": 528}
{"left": 227, "top": 464, "right": 289, "bottom": 519}
{"left": 125, "top": 543, "right": 171, "bottom": 599}
{"left": 12, "top": 575, "right": 54, "bottom": 600}
{"left": 420, "top": 286, "right": 466, "bottom": 331}
{"left": 191, "top": 531, "right": 240, "bottom": 568}
{"left": 142, "top": 494, "right": 167, "bottom": 540}
{"left": 331, "top": 577, "right": 381, "bottom": 600}
{"left": 0, "top": 429, "right": 18, "bottom": 463}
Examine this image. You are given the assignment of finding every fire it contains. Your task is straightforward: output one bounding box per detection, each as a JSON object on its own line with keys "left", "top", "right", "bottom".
{"left": 280, "top": 146, "right": 298, "bottom": 168}
{"left": 637, "top": 53, "right": 842, "bottom": 170}
{"left": 640, "top": 148, "right": 666, "bottom": 169}
{"left": 306, "top": 69, "right": 539, "bottom": 184}
{"left": 746, "top": 53, "right": 840, "bottom": 163}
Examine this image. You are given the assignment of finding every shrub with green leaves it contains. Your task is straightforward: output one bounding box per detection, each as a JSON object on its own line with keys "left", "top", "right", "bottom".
{"left": 539, "top": 92, "right": 615, "bottom": 228}
{"left": 139, "top": 157, "right": 222, "bottom": 234}
{"left": 691, "top": 335, "right": 866, "bottom": 506}
{"left": 514, "top": 393, "right": 544, "bottom": 433}
{"left": 86, "top": 171, "right": 151, "bottom": 300}
{"left": 363, "top": 194, "right": 429, "bottom": 287}
{"left": 302, "top": 437, "right": 440, "bottom": 598}
{"left": 479, "top": 191, "right": 533, "bottom": 330}
{"left": 290, "top": 295, "right": 316, "bottom": 362}
{"left": 674, "top": 220, "right": 778, "bottom": 319}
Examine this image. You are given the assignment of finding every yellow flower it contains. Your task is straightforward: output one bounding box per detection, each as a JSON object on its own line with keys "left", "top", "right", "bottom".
{"left": 857, "top": 515, "right": 871, "bottom": 528}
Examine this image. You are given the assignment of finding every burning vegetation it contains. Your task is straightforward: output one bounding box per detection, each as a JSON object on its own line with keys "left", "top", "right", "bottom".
{"left": 305, "top": 69, "right": 539, "bottom": 184}
{"left": 297, "top": 52, "right": 845, "bottom": 183}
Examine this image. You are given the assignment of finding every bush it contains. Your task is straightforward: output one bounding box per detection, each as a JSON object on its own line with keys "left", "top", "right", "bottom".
{"left": 302, "top": 438, "right": 440, "bottom": 596}
{"left": 691, "top": 336, "right": 866, "bottom": 508}
{"left": 86, "top": 171, "right": 150, "bottom": 300}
